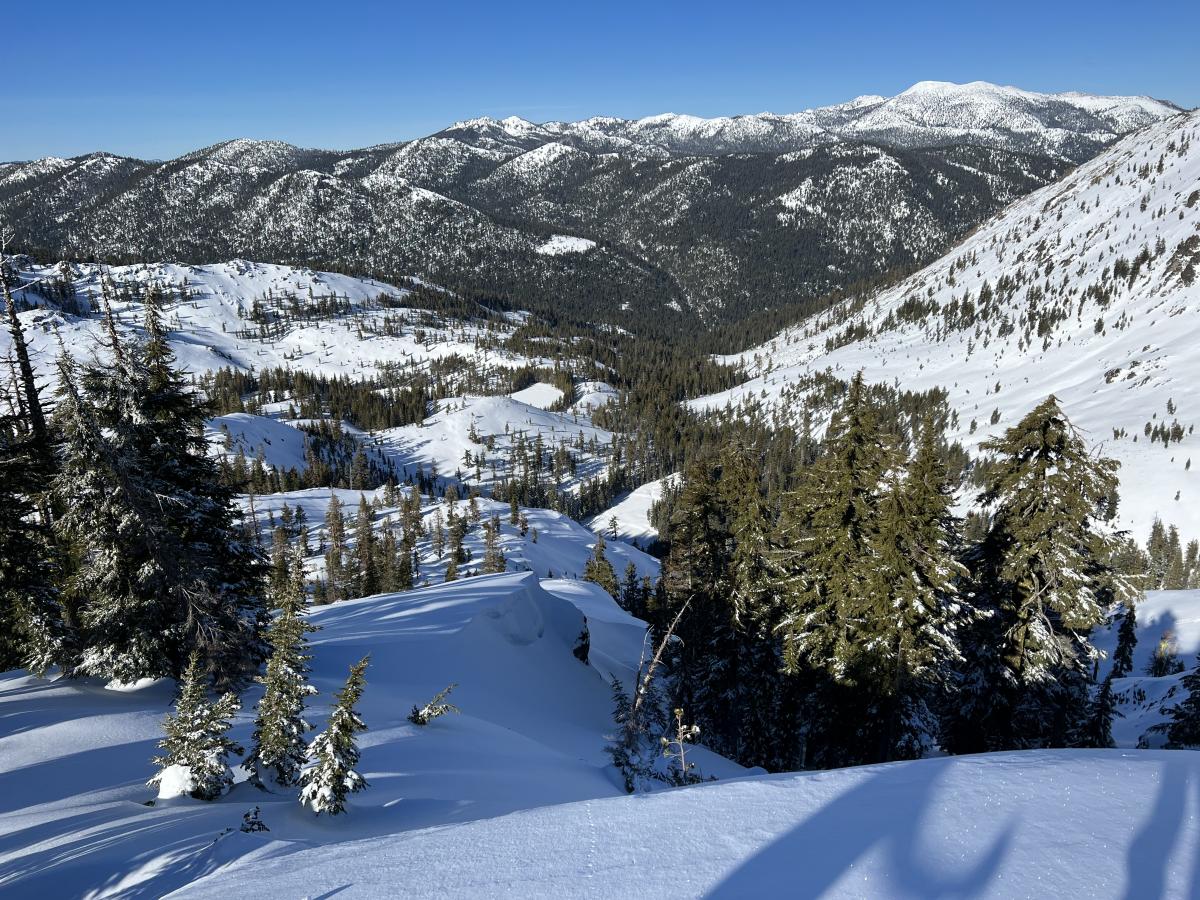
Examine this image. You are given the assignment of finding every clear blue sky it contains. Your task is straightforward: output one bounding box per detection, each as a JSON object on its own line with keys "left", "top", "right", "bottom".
{"left": 7, "top": 0, "right": 1198, "bottom": 161}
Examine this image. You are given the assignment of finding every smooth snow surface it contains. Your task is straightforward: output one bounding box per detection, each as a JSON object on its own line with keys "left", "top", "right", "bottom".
{"left": 174, "top": 750, "right": 1200, "bottom": 899}
{"left": 508, "top": 381, "right": 565, "bottom": 408}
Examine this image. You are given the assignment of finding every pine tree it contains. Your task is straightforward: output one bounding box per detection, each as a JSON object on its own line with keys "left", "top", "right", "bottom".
{"left": 53, "top": 298, "right": 267, "bottom": 687}
{"left": 149, "top": 651, "right": 243, "bottom": 800}
{"left": 324, "top": 495, "right": 348, "bottom": 602}
{"left": 247, "top": 548, "right": 319, "bottom": 789}
{"left": 482, "top": 516, "right": 506, "bottom": 574}
{"left": 1164, "top": 660, "right": 1200, "bottom": 748}
{"left": 299, "top": 655, "right": 370, "bottom": 816}
{"left": 864, "top": 419, "right": 967, "bottom": 761}
{"left": 1079, "top": 675, "right": 1117, "bottom": 748}
{"left": 776, "top": 372, "right": 894, "bottom": 676}
{"left": 353, "top": 494, "right": 378, "bottom": 597}
{"left": 772, "top": 373, "right": 895, "bottom": 766}
{"left": 584, "top": 532, "right": 619, "bottom": 597}
{"left": 1111, "top": 602, "right": 1138, "bottom": 679}
{"left": 957, "top": 396, "right": 1134, "bottom": 750}
{"left": 0, "top": 409, "right": 65, "bottom": 674}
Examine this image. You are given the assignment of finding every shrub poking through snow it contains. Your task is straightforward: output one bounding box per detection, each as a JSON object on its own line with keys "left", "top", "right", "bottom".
{"left": 300, "top": 655, "right": 369, "bottom": 815}
{"left": 661, "top": 707, "right": 702, "bottom": 786}
{"left": 240, "top": 806, "right": 269, "bottom": 833}
{"left": 148, "top": 651, "right": 244, "bottom": 801}
{"left": 408, "top": 683, "right": 460, "bottom": 726}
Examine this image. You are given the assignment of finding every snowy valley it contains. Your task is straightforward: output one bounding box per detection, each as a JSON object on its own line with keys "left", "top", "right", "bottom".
{"left": 3, "top": 78, "right": 1200, "bottom": 900}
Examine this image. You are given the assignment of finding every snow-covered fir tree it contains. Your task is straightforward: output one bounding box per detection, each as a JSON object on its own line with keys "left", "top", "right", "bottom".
{"left": 52, "top": 295, "right": 267, "bottom": 687}
{"left": 864, "top": 418, "right": 967, "bottom": 761}
{"left": 1111, "top": 602, "right": 1138, "bottom": 679}
{"left": 300, "top": 655, "right": 370, "bottom": 815}
{"left": 149, "top": 651, "right": 243, "bottom": 801}
{"left": 247, "top": 547, "right": 319, "bottom": 789}
{"left": 949, "top": 396, "right": 1136, "bottom": 751}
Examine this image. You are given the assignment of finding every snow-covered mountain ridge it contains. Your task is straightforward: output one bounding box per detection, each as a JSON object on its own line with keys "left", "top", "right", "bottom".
{"left": 445, "top": 80, "right": 1180, "bottom": 159}
{"left": 693, "top": 109, "right": 1200, "bottom": 539}
{"left": 0, "top": 82, "right": 1179, "bottom": 331}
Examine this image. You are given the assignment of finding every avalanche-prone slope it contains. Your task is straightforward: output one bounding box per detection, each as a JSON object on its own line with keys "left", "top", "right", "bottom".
{"left": 174, "top": 750, "right": 1200, "bottom": 900}
{"left": 695, "top": 109, "right": 1200, "bottom": 539}
{"left": 0, "top": 574, "right": 742, "bottom": 899}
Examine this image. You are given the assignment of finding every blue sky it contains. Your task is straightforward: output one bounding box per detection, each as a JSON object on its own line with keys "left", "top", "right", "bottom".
{"left": 7, "top": 0, "right": 1198, "bottom": 160}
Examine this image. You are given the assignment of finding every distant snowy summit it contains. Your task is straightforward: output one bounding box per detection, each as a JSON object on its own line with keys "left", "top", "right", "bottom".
{"left": 438, "top": 80, "right": 1182, "bottom": 160}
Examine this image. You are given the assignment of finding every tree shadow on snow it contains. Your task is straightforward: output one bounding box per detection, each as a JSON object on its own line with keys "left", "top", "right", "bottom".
{"left": 1123, "top": 755, "right": 1200, "bottom": 900}
{"left": 707, "top": 759, "right": 1014, "bottom": 899}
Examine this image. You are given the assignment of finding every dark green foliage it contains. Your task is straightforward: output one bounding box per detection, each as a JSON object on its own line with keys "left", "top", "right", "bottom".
{"left": 948, "top": 396, "right": 1134, "bottom": 752}
{"left": 148, "top": 651, "right": 243, "bottom": 801}
{"left": 1164, "top": 662, "right": 1200, "bottom": 748}
{"left": 247, "top": 548, "right": 319, "bottom": 789}
{"left": 584, "top": 533, "right": 619, "bottom": 597}
{"left": 300, "top": 655, "right": 370, "bottom": 815}
{"left": 52, "top": 297, "right": 267, "bottom": 687}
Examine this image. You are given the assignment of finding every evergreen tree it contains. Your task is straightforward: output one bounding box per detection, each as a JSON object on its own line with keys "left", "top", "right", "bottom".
{"left": 353, "top": 494, "right": 378, "bottom": 597}
{"left": 1079, "top": 674, "right": 1117, "bottom": 748}
{"left": 864, "top": 419, "right": 967, "bottom": 761}
{"left": 53, "top": 297, "right": 267, "bottom": 687}
{"left": 482, "top": 516, "right": 506, "bottom": 574}
{"left": 772, "top": 372, "right": 895, "bottom": 766}
{"left": 247, "top": 548, "right": 319, "bottom": 789}
{"left": 148, "top": 651, "right": 243, "bottom": 800}
{"left": 775, "top": 371, "right": 894, "bottom": 676}
{"left": 299, "top": 656, "right": 370, "bottom": 816}
{"left": 584, "top": 532, "right": 619, "bottom": 597}
{"left": 324, "top": 496, "right": 348, "bottom": 602}
{"left": 0, "top": 411, "right": 65, "bottom": 674}
{"left": 954, "top": 396, "right": 1133, "bottom": 751}
{"left": 1164, "top": 660, "right": 1200, "bottom": 748}
{"left": 1111, "top": 602, "right": 1138, "bottom": 679}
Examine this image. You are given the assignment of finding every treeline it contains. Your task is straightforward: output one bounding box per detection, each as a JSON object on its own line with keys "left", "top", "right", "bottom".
{"left": 634, "top": 375, "right": 1200, "bottom": 772}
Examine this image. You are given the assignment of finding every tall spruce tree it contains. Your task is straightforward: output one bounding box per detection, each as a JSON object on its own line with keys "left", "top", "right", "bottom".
{"left": 0, "top": 408, "right": 65, "bottom": 674}
{"left": 299, "top": 655, "right": 370, "bottom": 816}
{"left": 324, "top": 495, "right": 348, "bottom": 602}
{"left": 353, "top": 494, "right": 378, "bottom": 598}
{"left": 952, "top": 396, "right": 1134, "bottom": 751}
{"left": 773, "top": 372, "right": 895, "bottom": 767}
{"left": 53, "top": 295, "right": 267, "bottom": 687}
{"left": 247, "top": 548, "right": 319, "bottom": 789}
{"left": 1111, "top": 602, "right": 1138, "bottom": 679}
{"left": 864, "top": 418, "right": 967, "bottom": 761}
{"left": 584, "top": 533, "right": 619, "bottom": 597}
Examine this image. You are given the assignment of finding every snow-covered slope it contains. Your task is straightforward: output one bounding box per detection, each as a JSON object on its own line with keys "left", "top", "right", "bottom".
{"left": 0, "top": 573, "right": 743, "bottom": 898}
{"left": 588, "top": 474, "right": 681, "bottom": 549}
{"left": 1095, "top": 590, "right": 1200, "bottom": 747}
{"left": 2, "top": 82, "right": 1179, "bottom": 331}
{"left": 177, "top": 750, "right": 1200, "bottom": 899}
{"left": 695, "top": 109, "right": 1200, "bottom": 539}
{"left": 527, "top": 81, "right": 1180, "bottom": 159}
{"left": 1, "top": 259, "right": 539, "bottom": 384}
